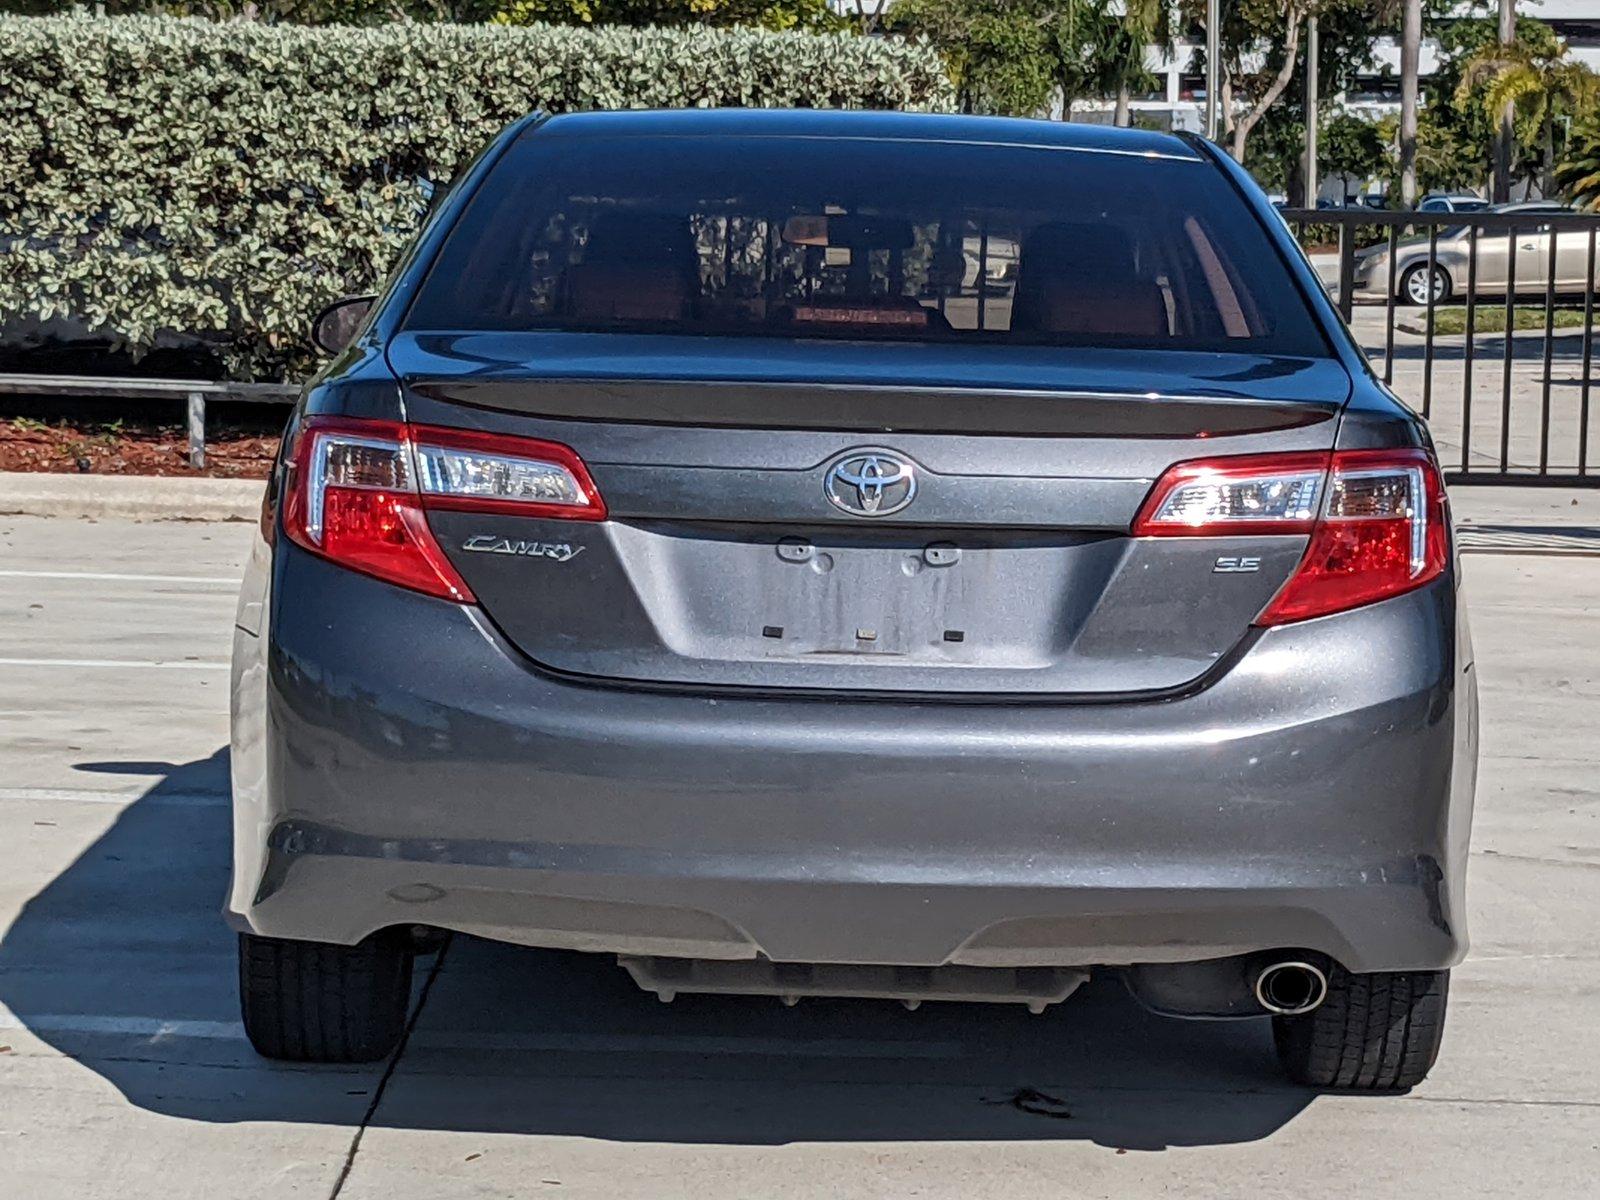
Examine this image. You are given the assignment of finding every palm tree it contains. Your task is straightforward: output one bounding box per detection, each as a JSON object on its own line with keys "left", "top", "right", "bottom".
{"left": 1459, "top": 35, "right": 1600, "bottom": 198}
{"left": 1043, "top": 0, "right": 1166, "bottom": 127}
{"left": 1398, "top": 0, "right": 1421, "bottom": 206}
{"left": 1555, "top": 122, "right": 1600, "bottom": 212}
{"left": 1105, "top": 0, "right": 1165, "bottom": 127}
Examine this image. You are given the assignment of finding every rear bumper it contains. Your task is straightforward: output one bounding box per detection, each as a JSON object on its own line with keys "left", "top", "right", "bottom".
{"left": 229, "top": 544, "right": 1477, "bottom": 975}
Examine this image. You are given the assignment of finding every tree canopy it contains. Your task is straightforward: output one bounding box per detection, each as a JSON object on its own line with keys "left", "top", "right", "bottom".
{"left": 1556, "top": 121, "right": 1600, "bottom": 212}
{"left": 884, "top": 0, "right": 1158, "bottom": 121}
{"left": 4, "top": 0, "right": 1592, "bottom": 203}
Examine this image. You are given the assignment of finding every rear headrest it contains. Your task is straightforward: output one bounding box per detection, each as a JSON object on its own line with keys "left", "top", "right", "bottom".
{"left": 1014, "top": 221, "right": 1163, "bottom": 335}
{"left": 563, "top": 263, "right": 691, "bottom": 324}
{"left": 582, "top": 212, "right": 696, "bottom": 272}
{"left": 561, "top": 211, "right": 697, "bottom": 324}
{"left": 1021, "top": 222, "right": 1139, "bottom": 282}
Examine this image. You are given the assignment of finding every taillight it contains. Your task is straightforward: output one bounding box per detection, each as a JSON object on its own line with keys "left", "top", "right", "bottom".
{"left": 1133, "top": 448, "right": 1449, "bottom": 625}
{"left": 1132, "top": 452, "right": 1328, "bottom": 537}
{"left": 282, "top": 418, "right": 605, "bottom": 601}
{"left": 1258, "top": 450, "right": 1449, "bottom": 625}
{"left": 411, "top": 425, "right": 605, "bottom": 521}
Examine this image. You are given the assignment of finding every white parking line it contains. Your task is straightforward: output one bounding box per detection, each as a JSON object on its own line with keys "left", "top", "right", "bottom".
{"left": 0, "top": 570, "right": 238, "bottom": 585}
{"left": 0, "top": 657, "right": 229, "bottom": 670}
{"left": 0, "top": 787, "right": 228, "bottom": 808}
{"left": 0, "top": 1010, "right": 245, "bottom": 1042}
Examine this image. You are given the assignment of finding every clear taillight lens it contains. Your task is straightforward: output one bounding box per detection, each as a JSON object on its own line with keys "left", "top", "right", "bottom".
{"left": 281, "top": 419, "right": 606, "bottom": 601}
{"left": 1133, "top": 453, "right": 1327, "bottom": 536}
{"left": 411, "top": 426, "right": 605, "bottom": 520}
{"left": 1134, "top": 448, "right": 1450, "bottom": 625}
{"left": 1324, "top": 461, "right": 1430, "bottom": 573}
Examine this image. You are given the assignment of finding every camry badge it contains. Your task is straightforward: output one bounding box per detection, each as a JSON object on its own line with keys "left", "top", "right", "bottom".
{"left": 462, "top": 535, "right": 585, "bottom": 563}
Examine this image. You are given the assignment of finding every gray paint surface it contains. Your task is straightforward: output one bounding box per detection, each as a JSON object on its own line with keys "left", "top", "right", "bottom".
{"left": 232, "top": 535, "right": 1470, "bottom": 974}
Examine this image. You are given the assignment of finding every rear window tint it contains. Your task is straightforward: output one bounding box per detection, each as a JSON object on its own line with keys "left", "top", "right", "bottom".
{"left": 404, "top": 133, "right": 1327, "bottom": 356}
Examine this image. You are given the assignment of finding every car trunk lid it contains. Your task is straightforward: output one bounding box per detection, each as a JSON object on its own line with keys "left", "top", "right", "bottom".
{"left": 394, "top": 333, "right": 1347, "bottom": 697}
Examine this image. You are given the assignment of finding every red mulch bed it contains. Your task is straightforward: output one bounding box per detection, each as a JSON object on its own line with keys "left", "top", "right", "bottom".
{"left": 1, "top": 400, "right": 282, "bottom": 479}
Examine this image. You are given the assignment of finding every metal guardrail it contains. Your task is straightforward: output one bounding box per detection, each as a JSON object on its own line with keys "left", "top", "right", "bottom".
{"left": 1282, "top": 208, "right": 1600, "bottom": 485}
{"left": 0, "top": 374, "right": 297, "bottom": 469}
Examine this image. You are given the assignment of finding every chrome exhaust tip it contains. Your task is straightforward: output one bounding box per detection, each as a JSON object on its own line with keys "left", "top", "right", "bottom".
{"left": 1254, "top": 961, "right": 1329, "bottom": 1016}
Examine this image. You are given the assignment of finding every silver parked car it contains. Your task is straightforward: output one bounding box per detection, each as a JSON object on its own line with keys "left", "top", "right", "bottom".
{"left": 230, "top": 110, "right": 1477, "bottom": 1091}
{"left": 1355, "top": 201, "right": 1595, "bottom": 305}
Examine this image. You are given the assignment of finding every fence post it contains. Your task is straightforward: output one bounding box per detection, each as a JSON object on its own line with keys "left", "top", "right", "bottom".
{"left": 186, "top": 391, "right": 206, "bottom": 470}
{"left": 1337, "top": 222, "right": 1356, "bottom": 323}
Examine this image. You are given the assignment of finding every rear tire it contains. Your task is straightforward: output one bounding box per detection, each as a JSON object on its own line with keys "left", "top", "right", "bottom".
{"left": 238, "top": 930, "right": 413, "bottom": 1063}
{"left": 1273, "top": 965, "right": 1449, "bottom": 1090}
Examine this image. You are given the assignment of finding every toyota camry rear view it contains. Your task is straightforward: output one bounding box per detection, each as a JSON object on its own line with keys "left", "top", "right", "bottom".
{"left": 229, "top": 110, "right": 1476, "bottom": 1090}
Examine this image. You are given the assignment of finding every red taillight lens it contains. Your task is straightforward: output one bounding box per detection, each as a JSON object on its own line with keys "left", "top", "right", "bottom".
{"left": 1134, "top": 448, "right": 1450, "bottom": 625}
{"left": 282, "top": 419, "right": 606, "bottom": 602}
{"left": 1258, "top": 449, "right": 1449, "bottom": 625}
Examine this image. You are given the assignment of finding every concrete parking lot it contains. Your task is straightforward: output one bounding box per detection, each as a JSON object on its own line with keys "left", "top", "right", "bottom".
{"left": 1, "top": 503, "right": 1597, "bottom": 1198}
{"left": 1341, "top": 305, "right": 1596, "bottom": 476}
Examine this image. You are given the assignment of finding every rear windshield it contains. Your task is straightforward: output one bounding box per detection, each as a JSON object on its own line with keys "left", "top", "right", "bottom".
{"left": 404, "top": 132, "right": 1328, "bottom": 356}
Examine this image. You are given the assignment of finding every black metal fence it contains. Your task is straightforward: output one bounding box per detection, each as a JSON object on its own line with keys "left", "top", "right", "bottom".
{"left": 1281, "top": 208, "right": 1600, "bottom": 485}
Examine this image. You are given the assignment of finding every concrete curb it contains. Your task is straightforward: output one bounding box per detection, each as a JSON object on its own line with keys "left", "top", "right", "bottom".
{"left": 0, "top": 472, "right": 263, "bottom": 522}
{"left": 1394, "top": 318, "right": 1588, "bottom": 339}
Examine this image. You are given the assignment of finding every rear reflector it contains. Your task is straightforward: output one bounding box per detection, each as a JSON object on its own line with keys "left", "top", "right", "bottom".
{"left": 1134, "top": 448, "right": 1449, "bottom": 625}
{"left": 282, "top": 418, "right": 605, "bottom": 601}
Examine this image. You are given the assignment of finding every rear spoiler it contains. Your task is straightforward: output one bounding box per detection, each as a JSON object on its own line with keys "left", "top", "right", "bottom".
{"left": 405, "top": 376, "right": 1338, "bottom": 439}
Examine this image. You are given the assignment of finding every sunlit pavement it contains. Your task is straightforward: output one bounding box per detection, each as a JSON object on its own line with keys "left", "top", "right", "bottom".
{"left": 0, "top": 501, "right": 1596, "bottom": 1199}
{"left": 1345, "top": 304, "right": 1597, "bottom": 476}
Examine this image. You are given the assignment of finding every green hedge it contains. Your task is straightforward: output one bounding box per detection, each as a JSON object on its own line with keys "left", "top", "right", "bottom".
{"left": 0, "top": 15, "right": 955, "bottom": 380}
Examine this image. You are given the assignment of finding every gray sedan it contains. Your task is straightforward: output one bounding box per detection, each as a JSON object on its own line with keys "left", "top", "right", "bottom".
{"left": 231, "top": 109, "right": 1475, "bottom": 1092}
{"left": 1354, "top": 202, "right": 1599, "bottom": 305}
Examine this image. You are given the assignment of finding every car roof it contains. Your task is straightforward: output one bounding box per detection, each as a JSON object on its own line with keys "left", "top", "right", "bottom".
{"left": 529, "top": 108, "right": 1203, "bottom": 161}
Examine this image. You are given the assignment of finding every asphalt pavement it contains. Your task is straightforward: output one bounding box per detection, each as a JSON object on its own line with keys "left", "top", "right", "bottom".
{"left": 0, "top": 500, "right": 1597, "bottom": 1198}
